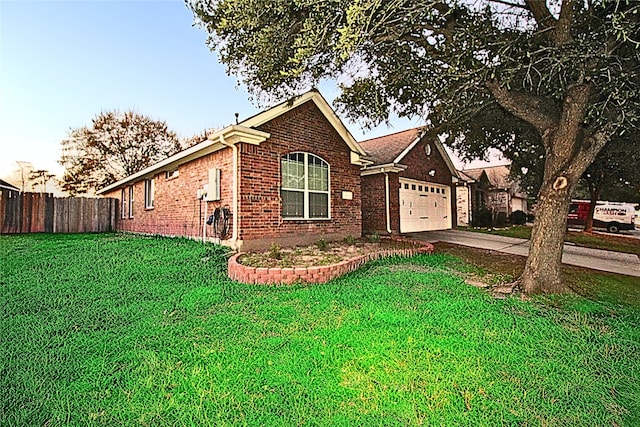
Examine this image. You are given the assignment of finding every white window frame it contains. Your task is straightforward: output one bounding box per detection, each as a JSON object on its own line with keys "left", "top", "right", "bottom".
{"left": 121, "top": 188, "right": 127, "bottom": 219}
{"left": 281, "top": 152, "right": 330, "bottom": 220}
{"left": 165, "top": 168, "right": 179, "bottom": 180}
{"left": 128, "top": 186, "right": 134, "bottom": 218}
{"left": 144, "top": 178, "right": 154, "bottom": 209}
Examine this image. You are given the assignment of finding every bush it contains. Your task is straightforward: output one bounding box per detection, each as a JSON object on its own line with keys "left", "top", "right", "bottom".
{"left": 316, "top": 238, "right": 328, "bottom": 252}
{"left": 269, "top": 243, "right": 282, "bottom": 260}
{"left": 527, "top": 213, "right": 535, "bottom": 222}
{"left": 495, "top": 212, "right": 508, "bottom": 228}
{"left": 509, "top": 210, "right": 528, "bottom": 225}
{"left": 343, "top": 234, "right": 356, "bottom": 245}
{"left": 472, "top": 208, "right": 493, "bottom": 228}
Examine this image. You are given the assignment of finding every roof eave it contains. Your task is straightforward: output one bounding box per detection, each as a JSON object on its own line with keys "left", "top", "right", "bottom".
{"left": 361, "top": 163, "right": 408, "bottom": 176}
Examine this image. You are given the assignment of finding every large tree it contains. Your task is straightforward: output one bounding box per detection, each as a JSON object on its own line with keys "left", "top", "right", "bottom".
{"left": 59, "top": 110, "right": 181, "bottom": 195}
{"left": 189, "top": 0, "right": 640, "bottom": 294}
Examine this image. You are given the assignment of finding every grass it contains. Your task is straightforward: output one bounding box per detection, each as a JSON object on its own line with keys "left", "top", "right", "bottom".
{"left": 460, "top": 225, "right": 640, "bottom": 256}
{"left": 2, "top": 233, "right": 640, "bottom": 426}
{"left": 434, "top": 242, "right": 640, "bottom": 309}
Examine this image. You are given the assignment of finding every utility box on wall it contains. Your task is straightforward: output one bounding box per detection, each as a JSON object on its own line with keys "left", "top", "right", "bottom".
{"left": 206, "top": 168, "right": 221, "bottom": 201}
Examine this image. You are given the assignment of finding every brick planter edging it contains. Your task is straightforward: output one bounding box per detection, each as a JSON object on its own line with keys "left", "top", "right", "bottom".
{"left": 227, "top": 237, "right": 434, "bottom": 285}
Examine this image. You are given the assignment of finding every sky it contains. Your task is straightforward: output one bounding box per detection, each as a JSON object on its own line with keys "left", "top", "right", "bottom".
{"left": 0, "top": 0, "right": 501, "bottom": 180}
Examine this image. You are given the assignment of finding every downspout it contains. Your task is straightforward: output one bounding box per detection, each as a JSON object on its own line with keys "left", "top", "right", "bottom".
{"left": 384, "top": 172, "right": 392, "bottom": 234}
{"left": 219, "top": 134, "right": 239, "bottom": 247}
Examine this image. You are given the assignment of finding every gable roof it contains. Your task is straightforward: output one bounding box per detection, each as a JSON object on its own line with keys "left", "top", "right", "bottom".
{"left": 359, "top": 127, "right": 459, "bottom": 178}
{"left": 242, "top": 90, "right": 368, "bottom": 157}
{"left": 462, "top": 165, "right": 512, "bottom": 188}
{"left": 0, "top": 178, "right": 20, "bottom": 192}
{"left": 97, "top": 91, "right": 369, "bottom": 195}
{"left": 359, "top": 128, "right": 424, "bottom": 165}
{"left": 456, "top": 170, "right": 476, "bottom": 183}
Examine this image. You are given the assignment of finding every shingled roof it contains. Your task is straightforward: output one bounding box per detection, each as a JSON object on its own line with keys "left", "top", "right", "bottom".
{"left": 0, "top": 178, "right": 20, "bottom": 192}
{"left": 359, "top": 127, "right": 459, "bottom": 178}
{"left": 463, "top": 165, "right": 512, "bottom": 189}
{"left": 359, "top": 127, "right": 424, "bottom": 165}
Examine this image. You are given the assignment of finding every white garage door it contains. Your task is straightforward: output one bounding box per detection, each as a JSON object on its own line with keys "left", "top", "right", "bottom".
{"left": 399, "top": 179, "right": 452, "bottom": 233}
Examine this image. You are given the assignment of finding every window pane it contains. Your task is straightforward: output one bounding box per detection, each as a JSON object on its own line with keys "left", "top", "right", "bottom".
{"left": 309, "top": 192, "right": 329, "bottom": 218}
{"left": 282, "top": 190, "right": 304, "bottom": 218}
{"left": 308, "top": 155, "right": 328, "bottom": 191}
{"left": 282, "top": 154, "right": 304, "bottom": 189}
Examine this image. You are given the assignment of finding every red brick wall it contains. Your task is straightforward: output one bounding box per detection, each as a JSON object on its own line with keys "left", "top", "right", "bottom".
{"left": 361, "top": 173, "right": 400, "bottom": 235}
{"left": 103, "top": 149, "right": 234, "bottom": 238}
{"left": 238, "top": 101, "right": 362, "bottom": 250}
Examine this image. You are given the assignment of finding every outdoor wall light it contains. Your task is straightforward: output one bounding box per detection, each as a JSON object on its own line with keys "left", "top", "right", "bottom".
{"left": 428, "top": 169, "right": 436, "bottom": 177}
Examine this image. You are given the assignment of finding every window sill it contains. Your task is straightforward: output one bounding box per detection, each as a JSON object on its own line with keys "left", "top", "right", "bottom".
{"left": 283, "top": 217, "right": 331, "bottom": 221}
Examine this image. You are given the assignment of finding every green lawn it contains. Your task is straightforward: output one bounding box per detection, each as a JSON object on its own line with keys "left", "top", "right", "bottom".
{"left": 460, "top": 225, "right": 640, "bottom": 256}
{"left": 2, "top": 234, "right": 639, "bottom": 426}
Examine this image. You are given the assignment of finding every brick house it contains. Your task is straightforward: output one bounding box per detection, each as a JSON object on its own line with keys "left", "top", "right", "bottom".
{"left": 97, "top": 91, "right": 371, "bottom": 251}
{"left": 460, "top": 165, "right": 529, "bottom": 225}
{"left": 359, "top": 128, "right": 460, "bottom": 235}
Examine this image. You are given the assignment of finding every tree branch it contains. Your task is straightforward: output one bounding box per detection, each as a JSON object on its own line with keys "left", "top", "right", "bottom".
{"left": 555, "top": 0, "right": 578, "bottom": 45}
{"left": 488, "top": 0, "right": 528, "bottom": 10}
{"left": 524, "top": 0, "right": 556, "bottom": 30}
{"left": 485, "top": 80, "right": 557, "bottom": 134}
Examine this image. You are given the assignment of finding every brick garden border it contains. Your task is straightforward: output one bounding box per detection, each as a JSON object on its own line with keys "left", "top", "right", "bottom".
{"left": 228, "top": 236, "right": 434, "bottom": 285}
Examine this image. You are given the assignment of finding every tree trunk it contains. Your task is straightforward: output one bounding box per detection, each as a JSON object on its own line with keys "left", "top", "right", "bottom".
{"left": 520, "top": 180, "right": 573, "bottom": 294}
{"left": 584, "top": 184, "right": 600, "bottom": 233}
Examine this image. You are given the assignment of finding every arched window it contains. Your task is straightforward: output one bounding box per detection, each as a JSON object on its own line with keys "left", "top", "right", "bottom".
{"left": 281, "top": 152, "right": 330, "bottom": 219}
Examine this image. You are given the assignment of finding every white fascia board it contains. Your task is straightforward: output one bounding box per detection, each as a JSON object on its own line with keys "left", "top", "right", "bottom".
{"left": 351, "top": 152, "right": 374, "bottom": 166}
{"left": 360, "top": 163, "right": 407, "bottom": 176}
{"left": 393, "top": 136, "right": 422, "bottom": 164}
{"left": 215, "top": 125, "right": 270, "bottom": 145}
{"left": 434, "top": 140, "right": 461, "bottom": 178}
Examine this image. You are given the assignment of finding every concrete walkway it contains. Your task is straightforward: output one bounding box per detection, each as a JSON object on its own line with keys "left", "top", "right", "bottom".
{"left": 411, "top": 229, "right": 640, "bottom": 278}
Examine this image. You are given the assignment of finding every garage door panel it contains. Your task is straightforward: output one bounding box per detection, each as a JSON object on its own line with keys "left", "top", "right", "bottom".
{"left": 399, "top": 179, "right": 451, "bottom": 232}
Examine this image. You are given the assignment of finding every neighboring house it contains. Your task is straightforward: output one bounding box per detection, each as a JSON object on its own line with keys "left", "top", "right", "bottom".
{"left": 461, "top": 165, "right": 529, "bottom": 221}
{"left": 359, "top": 128, "right": 460, "bottom": 235}
{"left": 455, "top": 170, "right": 475, "bottom": 227}
{"left": 97, "top": 91, "right": 371, "bottom": 251}
{"left": 0, "top": 179, "right": 20, "bottom": 193}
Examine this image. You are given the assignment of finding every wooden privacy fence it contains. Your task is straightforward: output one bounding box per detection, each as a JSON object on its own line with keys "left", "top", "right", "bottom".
{"left": 0, "top": 190, "right": 117, "bottom": 234}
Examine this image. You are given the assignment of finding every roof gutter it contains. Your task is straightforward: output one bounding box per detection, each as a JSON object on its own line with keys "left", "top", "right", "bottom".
{"left": 360, "top": 163, "right": 407, "bottom": 176}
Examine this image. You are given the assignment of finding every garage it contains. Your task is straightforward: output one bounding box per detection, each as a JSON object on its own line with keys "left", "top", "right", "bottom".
{"left": 399, "top": 178, "right": 451, "bottom": 233}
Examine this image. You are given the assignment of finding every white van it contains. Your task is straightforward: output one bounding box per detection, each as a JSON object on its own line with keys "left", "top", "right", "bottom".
{"left": 592, "top": 204, "right": 636, "bottom": 233}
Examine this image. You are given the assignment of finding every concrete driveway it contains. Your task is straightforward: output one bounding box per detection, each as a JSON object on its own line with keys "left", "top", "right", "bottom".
{"left": 411, "top": 229, "right": 640, "bottom": 278}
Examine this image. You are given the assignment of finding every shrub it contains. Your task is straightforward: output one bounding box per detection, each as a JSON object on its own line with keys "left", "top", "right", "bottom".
{"left": 367, "top": 232, "right": 380, "bottom": 243}
{"left": 509, "top": 210, "right": 528, "bottom": 225}
{"left": 316, "top": 238, "right": 328, "bottom": 252}
{"left": 343, "top": 234, "right": 356, "bottom": 245}
{"left": 472, "top": 208, "right": 493, "bottom": 228}
{"left": 269, "top": 243, "right": 282, "bottom": 260}
{"left": 495, "top": 212, "right": 508, "bottom": 228}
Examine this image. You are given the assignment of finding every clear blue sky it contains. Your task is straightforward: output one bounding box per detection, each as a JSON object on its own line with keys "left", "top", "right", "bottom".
{"left": 0, "top": 0, "right": 493, "bottom": 179}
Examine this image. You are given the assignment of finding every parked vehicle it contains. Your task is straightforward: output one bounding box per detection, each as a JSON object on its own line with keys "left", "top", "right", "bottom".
{"left": 567, "top": 200, "right": 636, "bottom": 233}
